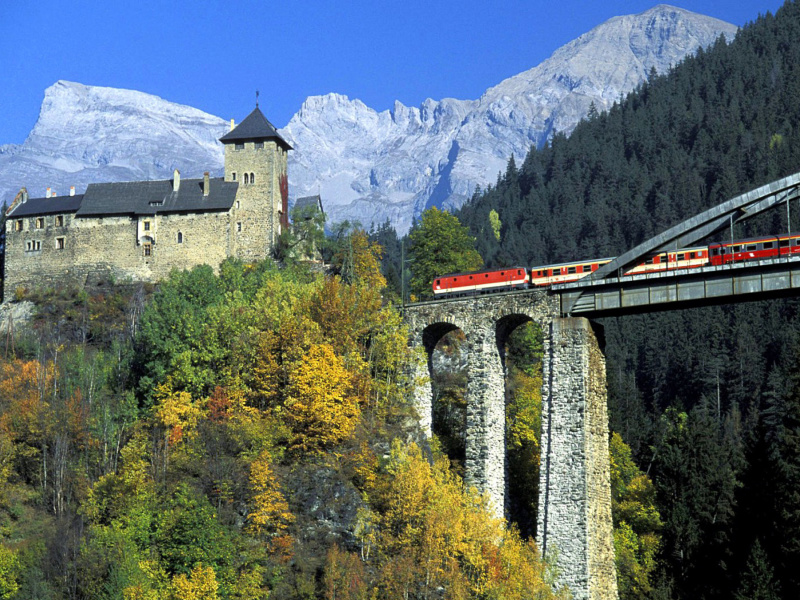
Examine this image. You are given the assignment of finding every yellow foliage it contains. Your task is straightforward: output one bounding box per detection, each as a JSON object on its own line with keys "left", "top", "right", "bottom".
{"left": 360, "top": 441, "right": 564, "bottom": 599}
{"left": 283, "top": 343, "right": 360, "bottom": 451}
{"left": 246, "top": 449, "right": 294, "bottom": 537}
{"left": 154, "top": 381, "right": 203, "bottom": 446}
{"left": 169, "top": 564, "right": 219, "bottom": 600}
{"left": 349, "top": 230, "right": 387, "bottom": 291}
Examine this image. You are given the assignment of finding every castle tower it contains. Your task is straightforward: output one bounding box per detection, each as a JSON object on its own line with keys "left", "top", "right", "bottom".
{"left": 220, "top": 106, "right": 292, "bottom": 260}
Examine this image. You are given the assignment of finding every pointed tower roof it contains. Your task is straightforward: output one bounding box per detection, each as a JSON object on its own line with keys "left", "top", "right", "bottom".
{"left": 219, "top": 106, "right": 292, "bottom": 150}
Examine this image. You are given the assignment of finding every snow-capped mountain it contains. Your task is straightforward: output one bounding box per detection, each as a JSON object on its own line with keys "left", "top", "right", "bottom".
{"left": 0, "top": 81, "right": 228, "bottom": 208}
{"left": 0, "top": 5, "right": 737, "bottom": 233}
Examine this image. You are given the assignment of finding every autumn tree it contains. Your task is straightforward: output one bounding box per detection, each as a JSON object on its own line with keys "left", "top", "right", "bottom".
{"left": 408, "top": 207, "right": 483, "bottom": 300}
{"left": 246, "top": 449, "right": 293, "bottom": 537}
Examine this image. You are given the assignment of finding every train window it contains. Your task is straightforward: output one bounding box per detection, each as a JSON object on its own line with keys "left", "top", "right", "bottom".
{"left": 733, "top": 245, "right": 741, "bottom": 252}
{"left": 677, "top": 253, "right": 685, "bottom": 261}
{"left": 468, "top": 275, "right": 473, "bottom": 279}
{"left": 689, "top": 252, "right": 696, "bottom": 259}
{"left": 780, "top": 240, "right": 790, "bottom": 247}
{"left": 517, "top": 269, "right": 522, "bottom": 274}
{"left": 567, "top": 266, "right": 577, "bottom": 274}
{"left": 500, "top": 271, "right": 505, "bottom": 276}
{"left": 764, "top": 242, "right": 774, "bottom": 249}
{"left": 584, "top": 265, "right": 592, "bottom": 271}
{"left": 746, "top": 244, "right": 757, "bottom": 251}
{"left": 794, "top": 238, "right": 800, "bottom": 245}
{"left": 485, "top": 274, "right": 489, "bottom": 278}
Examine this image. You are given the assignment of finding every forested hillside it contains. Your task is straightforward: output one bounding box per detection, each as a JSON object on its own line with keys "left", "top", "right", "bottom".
{"left": 0, "top": 241, "right": 565, "bottom": 599}
{"left": 455, "top": 1, "right": 800, "bottom": 598}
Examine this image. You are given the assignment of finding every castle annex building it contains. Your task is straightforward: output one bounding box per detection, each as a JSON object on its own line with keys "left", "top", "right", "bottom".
{"left": 4, "top": 106, "right": 291, "bottom": 295}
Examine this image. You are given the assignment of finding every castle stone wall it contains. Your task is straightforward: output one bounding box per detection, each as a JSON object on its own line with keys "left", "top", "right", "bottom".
{"left": 5, "top": 209, "right": 233, "bottom": 294}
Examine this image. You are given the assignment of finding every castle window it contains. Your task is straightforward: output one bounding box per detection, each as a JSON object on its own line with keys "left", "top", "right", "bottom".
{"left": 250, "top": 172, "right": 255, "bottom": 184}
{"left": 13, "top": 220, "right": 22, "bottom": 231}
{"left": 35, "top": 218, "right": 44, "bottom": 229}
{"left": 25, "top": 241, "right": 31, "bottom": 251}
{"left": 232, "top": 172, "right": 237, "bottom": 181}
{"left": 254, "top": 141, "right": 264, "bottom": 150}
{"left": 244, "top": 173, "right": 249, "bottom": 185}
{"left": 143, "top": 221, "right": 150, "bottom": 231}
{"left": 236, "top": 201, "right": 240, "bottom": 209}
{"left": 143, "top": 243, "right": 152, "bottom": 257}
{"left": 55, "top": 215, "right": 63, "bottom": 227}
{"left": 237, "top": 222, "right": 242, "bottom": 232}
{"left": 56, "top": 237, "right": 65, "bottom": 250}
{"left": 177, "top": 232, "right": 183, "bottom": 244}
{"left": 235, "top": 143, "right": 244, "bottom": 150}
{"left": 26, "top": 240, "right": 41, "bottom": 252}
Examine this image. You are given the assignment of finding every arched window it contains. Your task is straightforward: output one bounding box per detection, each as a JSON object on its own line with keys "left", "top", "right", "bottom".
{"left": 177, "top": 232, "right": 183, "bottom": 244}
{"left": 244, "top": 173, "right": 249, "bottom": 184}
{"left": 250, "top": 172, "right": 256, "bottom": 184}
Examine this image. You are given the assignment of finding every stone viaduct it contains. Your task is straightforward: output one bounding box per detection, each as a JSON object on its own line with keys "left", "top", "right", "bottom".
{"left": 404, "top": 291, "right": 618, "bottom": 600}
{"left": 402, "top": 172, "right": 800, "bottom": 600}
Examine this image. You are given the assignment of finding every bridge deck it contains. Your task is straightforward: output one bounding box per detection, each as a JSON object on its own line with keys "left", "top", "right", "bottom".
{"left": 556, "top": 255, "right": 800, "bottom": 316}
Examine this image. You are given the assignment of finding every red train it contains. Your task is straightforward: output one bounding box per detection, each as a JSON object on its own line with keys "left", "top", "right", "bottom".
{"left": 432, "top": 232, "right": 800, "bottom": 298}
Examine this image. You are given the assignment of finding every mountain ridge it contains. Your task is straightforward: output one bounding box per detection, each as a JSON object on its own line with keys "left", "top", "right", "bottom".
{"left": 0, "top": 5, "right": 737, "bottom": 232}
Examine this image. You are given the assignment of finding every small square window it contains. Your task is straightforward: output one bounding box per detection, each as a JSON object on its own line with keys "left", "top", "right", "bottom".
{"left": 143, "top": 243, "right": 152, "bottom": 257}
{"left": 55, "top": 215, "right": 64, "bottom": 227}
{"left": 35, "top": 218, "right": 44, "bottom": 229}
{"left": 143, "top": 221, "right": 150, "bottom": 231}
{"left": 56, "top": 237, "right": 65, "bottom": 250}
{"left": 235, "top": 143, "right": 244, "bottom": 150}
{"left": 254, "top": 141, "right": 264, "bottom": 149}
{"left": 13, "top": 220, "right": 22, "bottom": 231}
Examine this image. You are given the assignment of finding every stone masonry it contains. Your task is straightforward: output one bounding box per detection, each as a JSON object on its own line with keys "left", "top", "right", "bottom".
{"left": 405, "top": 294, "right": 618, "bottom": 599}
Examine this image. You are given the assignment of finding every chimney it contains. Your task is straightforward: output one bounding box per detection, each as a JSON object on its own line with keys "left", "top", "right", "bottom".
{"left": 173, "top": 169, "right": 181, "bottom": 191}
{"left": 230, "top": 118, "right": 235, "bottom": 131}
{"left": 46, "top": 187, "right": 51, "bottom": 198}
{"left": 51, "top": 189, "right": 56, "bottom": 197}
{"left": 70, "top": 186, "right": 75, "bottom": 197}
{"left": 203, "top": 172, "right": 210, "bottom": 197}
{"left": 21, "top": 188, "right": 28, "bottom": 203}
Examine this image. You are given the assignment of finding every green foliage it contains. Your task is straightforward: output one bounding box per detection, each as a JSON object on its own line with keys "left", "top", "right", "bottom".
{"left": 408, "top": 207, "right": 483, "bottom": 299}
{"left": 275, "top": 201, "right": 327, "bottom": 262}
{"left": 609, "top": 432, "right": 661, "bottom": 599}
{"left": 0, "top": 544, "right": 19, "bottom": 600}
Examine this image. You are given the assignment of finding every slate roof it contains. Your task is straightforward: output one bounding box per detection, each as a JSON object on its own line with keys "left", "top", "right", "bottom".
{"left": 219, "top": 107, "right": 292, "bottom": 150}
{"left": 9, "top": 194, "right": 84, "bottom": 217}
{"left": 294, "top": 194, "right": 324, "bottom": 214}
{"left": 76, "top": 177, "right": 238, "bottom": 217}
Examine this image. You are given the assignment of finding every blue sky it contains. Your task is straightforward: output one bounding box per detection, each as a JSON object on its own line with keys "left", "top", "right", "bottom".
{"left": 0, "top": 0, "right": 786, "bottom": 145}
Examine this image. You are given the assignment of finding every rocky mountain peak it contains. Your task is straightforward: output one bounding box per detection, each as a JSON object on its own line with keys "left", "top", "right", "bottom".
{"left": 0, "top": 6, "right": 737, "bottom": 233}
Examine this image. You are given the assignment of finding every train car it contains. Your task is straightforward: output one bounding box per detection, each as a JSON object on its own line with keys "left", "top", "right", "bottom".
{"left": 778, "top": 233, "right": 800, "bottom": 257}
{"left": 626, "top": 246, "right": 709, "bottom": 275}
{"left": 432, "top": 267, "right": 529, "bottom": 298}
{"left": 530, "top": 258, "right": 612, "bottom": 286}
{"left": 708, "top": 236, "right": 779, "bottom": 266}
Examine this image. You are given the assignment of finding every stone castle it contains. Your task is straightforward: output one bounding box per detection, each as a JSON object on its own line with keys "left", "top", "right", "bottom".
{"left": 4, "top": 106, "right": 291, "bottom": 296}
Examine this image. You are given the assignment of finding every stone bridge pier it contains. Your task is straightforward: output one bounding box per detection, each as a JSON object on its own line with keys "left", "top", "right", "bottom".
{"left": 405, "top": 292, "right": 617, "bottom": 600}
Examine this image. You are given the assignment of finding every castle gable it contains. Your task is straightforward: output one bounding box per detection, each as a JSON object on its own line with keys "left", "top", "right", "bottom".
{"left": 76, "top": 177, "right": 238, "bottom": 217}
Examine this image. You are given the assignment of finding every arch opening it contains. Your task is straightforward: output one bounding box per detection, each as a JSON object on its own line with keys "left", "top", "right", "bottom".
{"left": 497, "top": 314, "right": 545, "bottom": 539}
{"left": 422, "top": 322, "right": 468, "bottom": 476}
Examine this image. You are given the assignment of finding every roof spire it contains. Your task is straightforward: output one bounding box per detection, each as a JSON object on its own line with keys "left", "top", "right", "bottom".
{"left": 256, "top": 90, "right": 259, "bottom": 108}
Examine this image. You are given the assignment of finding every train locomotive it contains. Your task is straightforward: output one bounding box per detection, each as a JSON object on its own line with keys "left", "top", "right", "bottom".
{"left": 432, "top": 232, "right": 800, "bottom": 298}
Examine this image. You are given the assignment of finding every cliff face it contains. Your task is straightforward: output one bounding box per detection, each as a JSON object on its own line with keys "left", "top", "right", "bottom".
{"left": 0, "top": 6, "right": 736, "bottom": 233}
